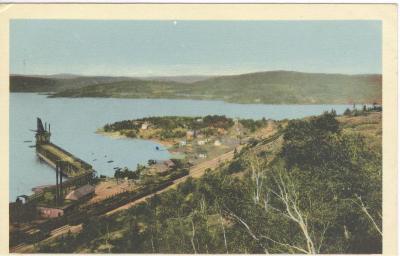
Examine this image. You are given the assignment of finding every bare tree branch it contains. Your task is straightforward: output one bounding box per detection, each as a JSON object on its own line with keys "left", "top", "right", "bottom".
{"left": 259, "top": 235, "right": 308, "bottom": 254}
{"left": 351, "top": 195, "right": 382, "bottom": 236}
{"left": 191, "top": 217, "right": 197, "bottom": 254}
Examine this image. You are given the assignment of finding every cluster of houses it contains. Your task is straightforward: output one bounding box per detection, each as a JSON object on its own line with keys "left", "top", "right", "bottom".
{"left": 140, "top": 119, "right": 228, "bottom": 161}
{"left": 179, "top": 134, "right": 222, "bottom": 147}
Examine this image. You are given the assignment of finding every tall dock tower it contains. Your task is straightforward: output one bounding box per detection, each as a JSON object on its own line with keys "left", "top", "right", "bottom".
{"left": 35, "top": 118, "right": 51, "bottom": 145}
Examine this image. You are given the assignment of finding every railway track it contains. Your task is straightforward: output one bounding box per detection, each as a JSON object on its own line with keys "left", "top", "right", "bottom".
{"left": 10, "top": 243, "right": 28, "bottom": 252}
{"left": 49, "top": 225, "right": 71, "bottom": 236}
{"left": 11, "top": 132, "right": 283, "bottom": 252}
{"left": 105, "top": 149, "right": 237, "bottom": 215}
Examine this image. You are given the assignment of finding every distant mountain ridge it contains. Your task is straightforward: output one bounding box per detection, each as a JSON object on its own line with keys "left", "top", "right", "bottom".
{"left": 10, "top": 75, "right": 136, "bottom": 92}
{"left": 10, "top": 71, "right": 381, "bottom": 104}
{"left": 138, "top": 75, "right": 213, "bottom": 83}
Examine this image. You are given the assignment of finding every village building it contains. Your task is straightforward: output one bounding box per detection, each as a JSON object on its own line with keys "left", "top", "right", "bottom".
{"left": 37, "top": 206, "right": 65, "bottom": 218}
{"left": 152, "top": 159, "right": 176, "bottom": 174}
{"left": 65, "top": 184, "right": 95, "bottom": 201}
{"left": 186, "top": 130, "right": 195, "bottom": 139}
{"left": 16, "top": 195, "right": 28, "bottom": 204}
{"left": 217, "top": 128, "right": 227, "bottom": 135}
{"left": 162, "top": 159, "right": 176, "bottom": 168}
{"left": 37, "top": 203, "right": 76, "bottom": 219}
{"left": 214, "top": 140, "right": 222, "bottom": 146}
{"left": 141, "top": 122, "right": 150, "bottom": 130}
{"left": 196, "top": 133, "right": 204, "bottom": 139}
{"left": 179, "top": 140, "right": 187, "bottom": 146}
{"left": 197, "top": 140, "right": 206, "bottom": 145}
{"left": 198, "top": 153, "right": 207, "bottom": 159}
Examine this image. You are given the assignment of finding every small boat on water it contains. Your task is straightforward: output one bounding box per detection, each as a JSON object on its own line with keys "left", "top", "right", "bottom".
{"left": 107, "top": 160, "right": 114, "bottom": 163}
{"left": 23, "top": 140, "right": 32, "bottom": 143}
{"left": 93, "top": 159, "right": 97, "bottom": 161}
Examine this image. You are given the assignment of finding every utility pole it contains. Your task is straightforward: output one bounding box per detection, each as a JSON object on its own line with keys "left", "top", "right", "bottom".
{"left": 55, "top": 160, "right": 64, "bottom": 205}
{"left": 60, "top": 162, "right": 63, "bottom": 203}
{"left": 56, "top": 161, "right": 59, "bottom": 205}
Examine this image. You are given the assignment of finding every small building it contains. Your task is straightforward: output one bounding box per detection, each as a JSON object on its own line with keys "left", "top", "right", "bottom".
{"left": 186, "top": 130, "right": 195, "bottom": 139}
{"left": 16, "top": 195, "right": 28, "bottom": 204}
{"left": 37, "top": 206, "right": 65, "bottom": 218}
{"left": 214, "top": 140, "right": 222, "bottom": 146}
{"left": 37, "top": 203, "right": 76, "bottom": 219}
{"left": 197, "top": 140, "right": 206, "bottom": 145}
{"left": 217, "top": 128, "right": 227, "bottom": 135}
{"left": 198, "top": 153, "right": 207, "bottom": 159}
{"left": 65, "top": 184, "right": 95, "bottom": 201}
{"left": 141, "top": 122, "right": 150, "bottom": 130}
{"left": 152, "top": 159, "right": 175, "bottom": 174}
{"left": 179, "top": 140, "right": 187, "bottom": 146}
{"left": 163, "top": 159, "right": 176, "bottom": 168}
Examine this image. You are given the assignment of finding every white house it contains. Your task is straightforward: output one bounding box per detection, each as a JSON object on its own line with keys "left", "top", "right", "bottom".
{"left": 186, "top": 130, "right": 195, "bottom": 139}
{"left": 214, "top": 140, "right": 222, "bottom": 146}
{"left": 141, "top": 122, "right": 149, "bottom": 130}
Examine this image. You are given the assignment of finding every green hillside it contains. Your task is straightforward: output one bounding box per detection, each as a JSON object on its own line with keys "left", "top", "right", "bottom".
{"left": 14, "top": 71, "right": 382, "bottom": 104}
{"left": 10, "top": 75, "right": 135, "bottom": 92}
{"left": 36, "top": 112, "right": 382, "bottom": 254}
{"left": 190, "top": 71, "right": 382, "bottom": 104}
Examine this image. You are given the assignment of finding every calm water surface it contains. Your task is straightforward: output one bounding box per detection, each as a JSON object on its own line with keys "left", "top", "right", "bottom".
{"left": 10, "top": 93, "right": 359, "bottom": 201}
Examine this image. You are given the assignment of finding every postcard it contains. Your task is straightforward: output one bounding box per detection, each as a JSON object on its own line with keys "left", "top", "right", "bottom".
{"left": 0, "top": 3, "right": 397, "bottom": 254}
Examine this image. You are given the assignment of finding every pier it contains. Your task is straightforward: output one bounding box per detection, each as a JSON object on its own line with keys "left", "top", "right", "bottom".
{"left": 35, "top": 118, "right": 93, "bottom": 178}
{"left": 11, "top": 118, "right": 95, "bottom": 206}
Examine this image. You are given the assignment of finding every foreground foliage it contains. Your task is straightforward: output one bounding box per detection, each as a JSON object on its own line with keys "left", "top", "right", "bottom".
{"left": 38, "top": 113, "right": 381, "bottom": 253}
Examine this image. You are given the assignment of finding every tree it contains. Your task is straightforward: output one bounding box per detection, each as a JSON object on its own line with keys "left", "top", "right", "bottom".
{"left": 344, "top": 108, "right": 352, "bottom": 116}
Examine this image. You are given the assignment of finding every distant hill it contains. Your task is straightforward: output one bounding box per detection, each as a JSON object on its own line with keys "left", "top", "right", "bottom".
{"left": 138, "top": 75, "right": 213, "bottom": 84}
{"left": 11, "top": 71, "right": 382, "bottom": 104}
{"left": 10, "top": 75, "right": 136, "bottom": 92}
{"left": 189, "top": 71, "right": 382, "bottom": 104}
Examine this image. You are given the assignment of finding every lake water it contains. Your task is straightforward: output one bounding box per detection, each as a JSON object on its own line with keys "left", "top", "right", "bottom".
{"left": 10, "top": 93, "right": 360, "bottom": 201}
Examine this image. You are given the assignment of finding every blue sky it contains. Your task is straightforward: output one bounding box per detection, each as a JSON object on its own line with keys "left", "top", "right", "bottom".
{"left": 10, "top": 20, "right": 381, "bottom": 76}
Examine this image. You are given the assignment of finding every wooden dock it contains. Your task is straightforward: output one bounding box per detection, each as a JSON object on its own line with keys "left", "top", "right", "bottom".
{"left": 37, "top": 142, "right": 93, "bottom": 177}
{"left": 34, "top": 117, "right": 93, "bottom": 178}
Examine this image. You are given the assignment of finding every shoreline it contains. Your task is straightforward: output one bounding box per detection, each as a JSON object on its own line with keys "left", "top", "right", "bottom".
{"left": 96, "top": 129, "right": 176, "bottom": 148}
{"left": 47, "top": 94, "right": 380, "bottom": 106}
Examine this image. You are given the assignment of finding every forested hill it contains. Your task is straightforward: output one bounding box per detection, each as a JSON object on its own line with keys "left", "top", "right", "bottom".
{"left": 9, "top": 75, "right": 135, "bottom": 93}
{"left": 11, "top": 71, "right": 381, "bottom": 104}
{"left": 190, "top": 71, "right": 382, "bottom": 104}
